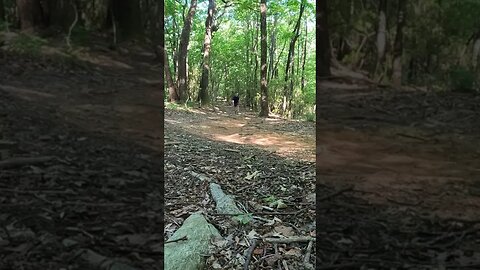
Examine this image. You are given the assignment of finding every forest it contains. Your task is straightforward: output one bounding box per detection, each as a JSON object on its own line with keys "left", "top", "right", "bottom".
{"left": 1, "top": 1, "right": 165, "bottom": 269}
{"left": 318, "top": 0, "right": 480, "bottom": 268}
{"left": 320, "top": 0, "right": 480, "bottom": 91}
{"left": 165, "top": 0, "right": 316, "bottom": 119}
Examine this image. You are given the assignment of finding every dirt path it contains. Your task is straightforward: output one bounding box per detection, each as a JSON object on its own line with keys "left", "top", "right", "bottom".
{"left": 1, "top": 47, "right": 317, "bottom": 268}
{"left": 315, "top": 84, "right": 480, "bottom": 268}
{"left": 319, "top": 85, "right": 480, "bottom": 220}
{"left": 165, "top": 105, "right": 315, "bottom": 162}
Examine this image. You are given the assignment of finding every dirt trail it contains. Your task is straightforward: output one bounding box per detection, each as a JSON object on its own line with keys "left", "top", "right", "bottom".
{"left": 165, "top": 105, "right": 315, "bottom": 162}
{"left": 1, "top": 48, "right": 164, "bottom": 150}
{"left": 319, "top": 85, "right": 480, "bottom": 220}
{"left": 1, "top": 46, "right": 317, "bottom": 268}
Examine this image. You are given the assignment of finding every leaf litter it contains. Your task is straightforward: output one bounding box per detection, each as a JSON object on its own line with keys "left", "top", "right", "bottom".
{"left": 165, "top": 108, "right": 316, "bottom": 269}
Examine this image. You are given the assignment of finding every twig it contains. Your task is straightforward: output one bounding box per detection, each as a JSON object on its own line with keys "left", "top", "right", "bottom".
{"left": 396, "top": 132, "right": 428, "bottom": 142}
{"left": 243, "top": 238, "right": 258, "bottom": 270}
{"left": 225, "top": 148, "right": 240, "bottom": 153}
{"left": 66, "top": 0, "right": 78, "bottom": 50}
{"left": 0, "top": 156, "right": 55, "bottom": 169}
{"left": 165, "top": 235, "right": 188, "bottom": 244}
{"left": 264, "top": 236, "right": 315, "bottom": 244}
{"left": 303, "top": 240, "right": 314, "bottom": 266}
{"left": 282, "top": 260, "right": 289, "bottom": 270}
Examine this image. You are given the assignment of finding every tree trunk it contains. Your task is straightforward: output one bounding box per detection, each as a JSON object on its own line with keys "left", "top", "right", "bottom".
{"left": 251, "top": 15, "right": 259, "bottom": 110}
{"left": 112, "top": 0, "right": 143, "bottom": 39}
{"left": 301, "top": 20, "right": 308, "bottom": 93}
{"left": 259, "top": 0, "right": 268, "bottom": 117}
{"left": 392, "top": 0, "right": 406, "bottom": 88}
{"left": 375, "top": 0, "right": 387, "bottom": 80}
{"left": 0, "top": 0, "right": 5, "bottom": 22}
{"left": 282, "top": 0, "right": 305, "bottom": 116}
{"left": 318, "top": 0, "right": 331, "bottom": 77}
{"left": 176, "top": 0, "right": 197, "bottom": 102}
{"left": 16, "top": 0, "right": 44, "bottom": 31}
{"left": 198, "top": 0, "right": 216, "bottom": 106}
{"left": 149, "top": 0, "right": 162, "bottom": 59}
{"left": 163, "top": 47, "right": 179, "bottom": 102}
{"left": 268, "top": 15, "right": 277, "bottom": 82}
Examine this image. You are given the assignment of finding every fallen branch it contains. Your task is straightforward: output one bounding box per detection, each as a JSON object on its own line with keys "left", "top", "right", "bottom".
{"left": 303, "top": 240, "right": 314, "bottom": 269}
{"left": 0, "top": 156, "right": 55, "bottom": 169}
{"left": 243, "top": 238, "right": 258, "bottom": 270}
{"left": 263, "top": 236, "right": 315, "bottom": 244}
{"left": 165, "top": 235, "right": 188, "bottom": 244}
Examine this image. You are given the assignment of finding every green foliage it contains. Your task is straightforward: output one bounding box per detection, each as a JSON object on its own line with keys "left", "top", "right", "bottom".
{"left": 304, "top": 112, "right": 315, "bottom": 122}
{"left": 0, "top": 21, "right": 10, "bottom": 31}
{"left": 165, "top": 0, "right": 315, "bottom": 119}
{"left": 263, "top": 195, "right": 277, "bottom": 204}
{"left": 8, "top": 33, "right": 47, "bottom": 56}
{"left": 166, "top": 102, "right": 180, "bottom": 110}
{"left": 233, "top": 213, "right": 253, "bottom": 225}
{"left": 448, "top": 66, "right": 477, "bottom": 93}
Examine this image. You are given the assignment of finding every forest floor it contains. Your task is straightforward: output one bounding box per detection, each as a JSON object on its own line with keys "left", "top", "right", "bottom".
{"left": 0, "top": 35, "right": 316, "bottom": 269}
{"left": 164, "top": 105, "right": 316, "bottom": 269}
{"left": 0, "top": 40, "right": 165, "bottom": 269}
{"left": 318, "top": 80, "right": 480, "bottom": 268}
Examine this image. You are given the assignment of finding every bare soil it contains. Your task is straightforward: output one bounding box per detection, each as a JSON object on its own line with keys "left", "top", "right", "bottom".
{"left": 317, "top": 81, "right": 480, "bottom": 268}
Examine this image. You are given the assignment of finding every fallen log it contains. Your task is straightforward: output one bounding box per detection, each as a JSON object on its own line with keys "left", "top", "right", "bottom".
{"left": 164, "top": 212, "right": 221, "bottom": 270}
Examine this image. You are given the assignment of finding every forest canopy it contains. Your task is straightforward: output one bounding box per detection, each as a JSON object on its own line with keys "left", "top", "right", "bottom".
{"left": 165, "top": 0, "right": 316, "bottom": 120}
{"left": 324, "top": 0, "right": 480, "bottom": 92}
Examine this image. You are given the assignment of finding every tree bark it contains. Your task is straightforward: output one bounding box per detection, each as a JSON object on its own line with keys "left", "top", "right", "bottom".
{"left": 268, "top": 15, "right": 277, "bottom": 82}
{"left": 16, "top": 0, "right": 45, "bottom": 31}
{"left": 163, "top": 47, "right": 179, "bottom": 102}
{"left": 301, "top": 20, "right": 308, "bottom": 93}
{"left": 392, "top": 0, "right": 406, "bottom": 87}
{"left": 176, "top": 0, "right": 197, "bottom": 102}
{"left": 198, "top": 0, "right": 216, "bottom": 105}
{"left": 282, "top": 0, "right": 305, "bottom": 116}
{"left": 318, "top": 0, "right": 331, "bottom": 77}
{"left": 0, "top": 0, "right": 5, "bottom": 22}
{"left": 375, "top": 0, "right": 387, "bottom": 80}
{"left": 259, "top": 0, "right": 269, "bottom": 117}
{"left": 112, "top": 0, "right": 143, "bottom": 40}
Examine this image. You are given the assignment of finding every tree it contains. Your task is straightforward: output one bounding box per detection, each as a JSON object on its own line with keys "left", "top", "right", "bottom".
{"left": 16, "top": 0, "right": 45, "bottom": 31}
{"left": 392, "top": 0, "right": 407, "bottom": 87}
{"left": 197, "top": 0, "right": 216, "bottom": 106}
{"left": 318, "top": 0, "right": 331, "bottom": 77}
{"left": 375, "top": 0, "right": 387, "bottom": 81}
{"left": 259, "top": 0, "right": 269, "bottom": 117}
{"left": 176, "top": 0, "right": 197, "bottom": 102}
{"left": 0, "top": 0, "right": 5, "bottom": 23}
{"left": 112, "top": 0, "right": 143, "bottom": 39}
{"left": 282, "top": 0, "right": 305, "bottom": 115}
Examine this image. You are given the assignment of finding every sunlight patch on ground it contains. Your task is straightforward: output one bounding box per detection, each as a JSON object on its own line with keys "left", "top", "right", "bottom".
{"left": 214, "top": 133, "right": 310, "bottom": 155}
{"left": 165, "top": 119, "right": 182, "bottom": 124}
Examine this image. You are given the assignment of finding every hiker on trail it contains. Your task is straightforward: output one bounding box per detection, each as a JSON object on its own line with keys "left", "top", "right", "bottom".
{"left": 232, "top": 93, "right": 240, "bottom": 114}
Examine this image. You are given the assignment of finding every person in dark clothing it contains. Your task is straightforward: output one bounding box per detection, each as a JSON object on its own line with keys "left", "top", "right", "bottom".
{"left": 232, "top": 93, "right": 240, "bottom": 114}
